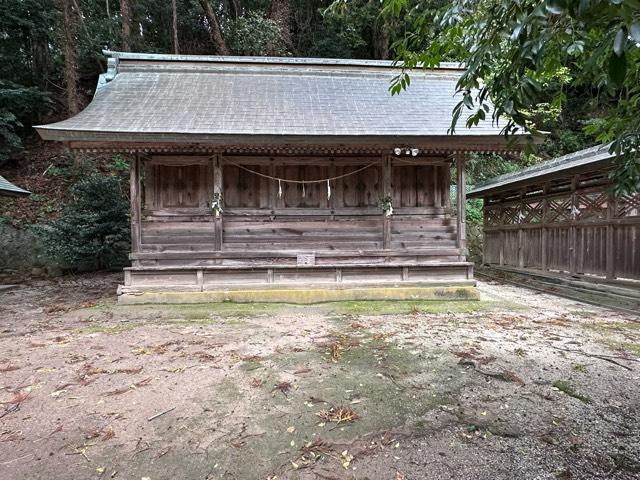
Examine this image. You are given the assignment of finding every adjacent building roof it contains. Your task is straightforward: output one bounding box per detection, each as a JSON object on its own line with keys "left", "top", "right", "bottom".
{"left": 468, "top": 144, "right": 615, "bottom": 197}
{"left": 0, "top": 175, "right": 30, "bottom": 196}
{"left": 36, "top": 51, "right": 517, "bottom": 147}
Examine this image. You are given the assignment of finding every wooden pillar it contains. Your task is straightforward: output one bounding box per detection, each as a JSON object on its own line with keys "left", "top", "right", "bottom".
{"left": 606, "top": 190, "right": 615, "bottom": 279}
{"left": 130, "top": 153, "right": 142, "bottom": 254}
{"left": 455, "top": 154, "right": 466, "bottom": 260}
{"left": 541, "top": 183, "right": 549, "bottom": 271}
{"left": 382, "top": 155, "right": 392, "bottom": 250}
{"left": 569, "top": 175, "right": 578, "bottom": 275}
{"left": 213, "top": 154, "right": 223, "bottom": 251}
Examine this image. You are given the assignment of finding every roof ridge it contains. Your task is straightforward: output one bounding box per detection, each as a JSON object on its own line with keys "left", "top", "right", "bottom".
{"left": 102, "top": 50, "right": 465, "bottom": 70}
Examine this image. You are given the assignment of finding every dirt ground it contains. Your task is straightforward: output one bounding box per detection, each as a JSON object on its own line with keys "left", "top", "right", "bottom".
{"left": 1, "top": 274, "right": 639, "bottom": 480}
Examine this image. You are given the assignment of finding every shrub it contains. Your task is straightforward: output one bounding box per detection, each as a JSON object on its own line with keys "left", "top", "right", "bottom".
{"left": 39, "top": 174, "right": 130, "bottom": 270}
{"left": 226, "top": 12, "right": 288, "bottom": 56}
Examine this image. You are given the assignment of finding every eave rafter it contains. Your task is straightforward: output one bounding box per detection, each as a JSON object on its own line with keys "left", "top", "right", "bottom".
{"left": 65, "top": 140, "right": 524, "bottom": 156}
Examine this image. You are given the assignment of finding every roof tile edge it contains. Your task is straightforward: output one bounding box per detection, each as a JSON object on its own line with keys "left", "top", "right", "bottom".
{"left": 468, "top": 143, "right": 615, "bottom": 195}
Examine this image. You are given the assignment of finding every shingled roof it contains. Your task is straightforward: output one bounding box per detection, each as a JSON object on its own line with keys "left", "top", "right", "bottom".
{"left": 0, "top": 175, "right": 30, "bottom": 197}
{"left": 36, "top": 51, "right": 515, "bottom": 146}
{"left": 468, "top": 144, "right": 615, "bottom": 197}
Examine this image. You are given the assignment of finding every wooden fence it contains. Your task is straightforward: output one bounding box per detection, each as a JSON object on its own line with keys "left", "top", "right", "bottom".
{"left": 482, "top": 167, "right": 640, "bottom": 281}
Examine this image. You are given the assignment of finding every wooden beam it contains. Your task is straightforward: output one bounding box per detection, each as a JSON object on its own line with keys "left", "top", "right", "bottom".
{"left": 130, "top": 153, "right": 142, "bottom": 254}
{"left": 456, "top": 154, "right": 466, "bottom": 260}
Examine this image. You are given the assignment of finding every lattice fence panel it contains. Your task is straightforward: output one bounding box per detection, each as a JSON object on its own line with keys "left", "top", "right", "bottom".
{"left": 484, "top": 206, "right": 503, "bottom": 226}
{"left": 575, "top": 191, "right": 608, "bottom": 221}
{"left": 615, "top": 193, "right": 640, "bottom": 218}
{"left": 545, "top": 196, "right": 572, "bottom": 223}
{"left": 521, "top": 199, "right": 543, "bottom": 223}
{"left": 501, "top": 205, "right": 522, "bottom": 225}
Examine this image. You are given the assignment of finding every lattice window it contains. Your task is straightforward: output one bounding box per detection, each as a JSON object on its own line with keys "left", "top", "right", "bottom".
{"left": 616, "top": 193, "right": 640, "bottom": 217}
{"left": 521, "top": 199, "right": 543, "bottom": 223}
{"left": 545, "top": 196, "right": 572, "bottom": 223}
{"left": 575, "top": 191, "right": 608, "bottom": 220}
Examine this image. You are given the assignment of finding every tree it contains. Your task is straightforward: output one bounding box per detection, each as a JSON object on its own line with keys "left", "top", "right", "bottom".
{"left": 384, "top": 0, "right": 640, "bottom": 194}
{"left": 270, "top": 0, "right": 293, "bottom": 49}
{"left": 120, "top": 0, "right": 131, "bottom": 51}
{"left": 172, "top": 0, "right": 179, "bottom": 54}
{"left": 60, "top": 0, "right": 80, "bottom": 115}
{"left": 227, "top": 12, "right": 289, "bottom": 56}
{"left": 39, "top": 173, "right": 131, "bottom": 270}
{"left": 198, "top": 0, "right": 230, "bottom": 55}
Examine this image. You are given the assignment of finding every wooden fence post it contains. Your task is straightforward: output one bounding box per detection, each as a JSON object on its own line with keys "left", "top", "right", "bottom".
{"left": 606, "top": 192, "right": 615, "bottom": 279}
{"left": 541, "top": 182, "right": 549, "bottom": 271}
{"left": 570, "top": 175, "right": 578, "bottom": 275}
{"left": 517, "top": 190, "right": 525, "bottom": 268}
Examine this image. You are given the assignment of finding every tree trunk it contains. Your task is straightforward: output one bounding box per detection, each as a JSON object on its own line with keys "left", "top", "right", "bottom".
{"left": 31, "top": 37, "right": 50, "bottom": 89}
{"left": 373, "top": 21, "right": 390, "bottom": 60}
{"left": 171, "top": 0, "right": 179, "bottom": 54}
{"left": 120, "top": 0, "right": 131, "bottom": 52}
{"left": 198, "top": 0, "right": 229, "bottom": 55}
{"left": 269, "top": 0, "right": 292, "bottom": 50}
{"left": 61, "top": 0, "right": 80, "bottom": 115}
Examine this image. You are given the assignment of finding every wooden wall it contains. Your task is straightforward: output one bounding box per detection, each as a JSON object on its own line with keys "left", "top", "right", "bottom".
{"left": 135, "top": 155, "right": 458, "bottom": 263}
{"left": 482, "top": 167, "right": 640, "bottom": 281}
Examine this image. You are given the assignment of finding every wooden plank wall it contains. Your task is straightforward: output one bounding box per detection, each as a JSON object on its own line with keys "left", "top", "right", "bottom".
{"left": 136, "top": 155, "right": 457, "bottom": 259}
{"left": 483, "top": 168, "right": 640, "bottom": 280}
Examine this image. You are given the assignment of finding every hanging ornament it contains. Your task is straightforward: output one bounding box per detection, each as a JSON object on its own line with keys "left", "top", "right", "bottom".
{"left": 327, "top": 180, "right": 331, "bottom": 200}
{"left": 278, "top": 179, "right": 282, "bottom": 198}
{"left": 302, "top": 183, "right": 306, "bottom": 198}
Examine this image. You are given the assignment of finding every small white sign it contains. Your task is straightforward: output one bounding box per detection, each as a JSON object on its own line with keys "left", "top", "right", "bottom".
{"left": 297, "top": 253, "right": 315, "bottom": 266}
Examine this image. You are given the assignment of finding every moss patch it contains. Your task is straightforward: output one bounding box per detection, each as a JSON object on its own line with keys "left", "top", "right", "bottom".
{"left": 75, "top": 322, "right": 143, "bottom": 334}
{"left": 588, "top": 320, "right": 640, "bottom": 334}
{"left": 553, "top": 380, "right": 591, "bottom": 403}
{"left": 605, "top": 340, "right": 640, "bottom": 357}
{"left": 326, "top": 299, "right": 517, "bottom": 316}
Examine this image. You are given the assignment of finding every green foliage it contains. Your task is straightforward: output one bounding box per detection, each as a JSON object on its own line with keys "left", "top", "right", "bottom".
{"left": 384, "top": 0, "right": 640, "bottom": 193}
{"left": 38, "top": 173, "right": 130, "bottom": 271}
{"left": 227, "top": 12, "right": 288, "bottom": 56}
{"left": 315, "top": 0, "right": 388, "bottom": 58}
{"left": 108, "top": 155, "right": 130, "bottom": 172}
{"left": 464, "top": 152, "right": 535, "bottom": 225}
{"left": 466, "top": 198, "right": 483, "bottom": 224}
{"left": 0, "top": 80, "right": 51, "bottom": 165}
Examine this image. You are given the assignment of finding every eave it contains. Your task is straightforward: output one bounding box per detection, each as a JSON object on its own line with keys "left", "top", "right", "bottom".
{"left": 54, "top": 134, "right": 534, "bottom": 156}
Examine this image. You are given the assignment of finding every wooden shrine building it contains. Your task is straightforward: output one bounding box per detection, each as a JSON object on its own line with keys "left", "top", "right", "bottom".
{"left": 37, "top": 52, "right": 524, "bottom": 303}
{"left": 470, "top": 145, "right": 640, "bottom": 284}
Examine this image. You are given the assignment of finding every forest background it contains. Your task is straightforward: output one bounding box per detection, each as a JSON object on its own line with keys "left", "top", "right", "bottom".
{"left": 0, "top": 0, "right": 632, "bottom": 273}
